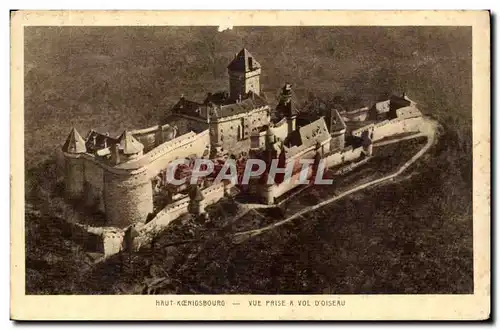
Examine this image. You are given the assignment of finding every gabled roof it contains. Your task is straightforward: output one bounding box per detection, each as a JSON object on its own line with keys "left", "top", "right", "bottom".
{"left": 62, "top": 128, "right": 87, "bottom": 154}
{"left": 298, "top": 117, "right": 331, "bottom": 149}
{"left": 327, "top": 108, "right": 347, "bottom": 133}
{"left": 285, "top": 117, "right": 331, "bottom": 157}
{"left": 118, "top": 130, "right": 144, "bottom": 155}
{"left": 227, "top": 48, "right": 261, "bottom": 72}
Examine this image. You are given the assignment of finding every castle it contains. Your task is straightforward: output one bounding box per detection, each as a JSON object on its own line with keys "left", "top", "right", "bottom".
{"left": 62, "top": 48, "right": 423, "bottom": 233}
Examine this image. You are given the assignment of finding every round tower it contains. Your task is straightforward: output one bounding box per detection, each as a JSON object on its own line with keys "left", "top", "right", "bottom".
{"left": 103, "top": 170, "right": 154, "bottom": 228}
{"left": 62, "top": 128, "right": 87, "bottom": 200}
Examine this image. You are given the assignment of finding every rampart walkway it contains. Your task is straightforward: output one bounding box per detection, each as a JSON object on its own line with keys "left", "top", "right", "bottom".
{"left": 232, "top": 117, "right": 438, "bottom": 243}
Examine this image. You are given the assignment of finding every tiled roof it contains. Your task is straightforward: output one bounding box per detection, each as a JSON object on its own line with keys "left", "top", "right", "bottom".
{"left": 118, "top": 130, "right": 144, "bottom": 155}
{"left": 327, "top": 108, "right": 347, "bottom": 133}
{"left": 173, "top": 92, "right": 268, "bottom": 119}
{"left": 204, "top": 91, "right": 229, "bottom": 105}
{"left": 227, "top": 48, "right": 261, "bottom": 72}
{"left": 172, "top": 97, "right": 203, "bottom": 117}
{"left": 389, "top": 95, "right": 411, "bottom": 109}
{"left": 212, "top": 92, "right": 269, "bottom": 118}
{"left": 285, "top": 117, "right": 331, "bottom": 156}
{"left": 298, "top": 117, "right": 331, "bottom": 148}
{"left": 84, "top": 130, "right": 119, "bottom": 154}
{"left": 62, "top": 128, "right": 87, "bottom": 153}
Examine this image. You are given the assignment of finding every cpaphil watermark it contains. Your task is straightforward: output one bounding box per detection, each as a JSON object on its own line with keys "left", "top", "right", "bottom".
{"left": 165, "top": 158, "right": 333, "bottom": 186}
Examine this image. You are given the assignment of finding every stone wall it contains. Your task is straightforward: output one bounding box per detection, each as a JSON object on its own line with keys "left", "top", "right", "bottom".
{"left": 130, "top": 124, "right": 176, "bottom": 151}
{"left": 330, "top": 131, "right": 346, "bottom": 153}
{"left": 133, "top": 182, "right": 229, "bottom": 250}
{"left": 323, "top": 146, "right": 364, "bottom": 168}
{"left": 61, "top": 130, "right": 211, "bottom": 228}
{"left": 64, "top": 155, "right": 84, "bottom": 199}
{"left": 211, "top": 107, "right": 269, "bottom": 149}
{"left": 103, "top": 170, "right": 154, "bottom": 228}
{"left": 352, "top": 116, "right": 423, "bottom": 141}
{"left": 83, "top": 158, "right": 104, "bottom": 212}
{"left": 270, "top": 168, "right": 314, "bottom": 201}
{"left": 143, "top": 130, "right": 211, "bottom": 180}
{"left": 102, "top": 230, "right": 125, "bottom": 257}
{"left": 286, "top": 137, "right": 331, "bottom": 160}
{"left": 146, "top": 181, "right": 227, "bottom": 228}
{"left": 229, "top": 69, "right": 261, "bottom": 99}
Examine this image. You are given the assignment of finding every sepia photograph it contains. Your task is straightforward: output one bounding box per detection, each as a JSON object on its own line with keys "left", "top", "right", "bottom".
{"left": 11, "top": 10, "right": 490, "bottom": 320}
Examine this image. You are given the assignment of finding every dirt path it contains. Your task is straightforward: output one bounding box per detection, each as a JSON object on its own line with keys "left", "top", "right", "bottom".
{"left": 233, "top": 117, "right": 438, "bottom": 242}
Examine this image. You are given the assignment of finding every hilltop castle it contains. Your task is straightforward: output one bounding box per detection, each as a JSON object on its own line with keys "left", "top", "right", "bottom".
{"left": 62, "top": 48, "right": 423, "bottom": 233}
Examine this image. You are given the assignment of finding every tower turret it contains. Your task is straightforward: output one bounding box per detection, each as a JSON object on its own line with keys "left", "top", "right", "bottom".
{"left": 118, "top": 130, "right": 144, "bottom": 160}
{"left": 227, "top": 48, "right": 261, "bottom": 100}
{"left": 62, "top": 128, "right": 87, "bottom": 200}
{"left": 276, "top": 83, "right": 299, "bottom": 133}
{"left": 62, "top": 127, "right": 87, "bottom": 154}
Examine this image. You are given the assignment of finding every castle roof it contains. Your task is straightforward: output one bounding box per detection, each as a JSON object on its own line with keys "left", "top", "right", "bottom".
{"left": 389, "top": 94, "right": 411, "bottom": 109}
{"left": 172, "top": 97, "right": 203, "bottom": 117}
{"left": 172, "top": 92, "right": 268, "bottom": 120}
{"left": 62, "top": 128, "right": 87, "bottom": 154}
{"left": 299, "top": 117, "right": 330, "bottom": 147}
{"left": 210, "top": 92, "right": 269, "bottom": 118}
{"left": 327, "top": 108, "right": 347, "bottom": 133}
{"left": 118, "top": 130, "right": 144, "bottom": 155}
{"left": 85, "top": 130, "right": 119, "bottom": 154}
{"left": 227, "top": 48, "right": 261, "bottom": 72}
{"left": 285, "top": 117, "right": 331, "bottom": 157}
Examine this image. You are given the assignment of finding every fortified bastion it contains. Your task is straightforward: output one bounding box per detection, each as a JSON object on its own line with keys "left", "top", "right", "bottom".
{"left": 62, "top": 123, "right": 210, "bottom": 228}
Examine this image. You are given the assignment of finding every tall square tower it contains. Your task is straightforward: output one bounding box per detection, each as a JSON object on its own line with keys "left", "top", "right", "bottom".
{"left": 227, "top": 48, "right": 261, "bottom": 100}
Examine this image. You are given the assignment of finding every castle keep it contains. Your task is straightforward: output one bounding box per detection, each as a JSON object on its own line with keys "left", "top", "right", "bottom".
{"left": 62, "top": 47, "right": 423, "bottom": 233}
